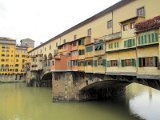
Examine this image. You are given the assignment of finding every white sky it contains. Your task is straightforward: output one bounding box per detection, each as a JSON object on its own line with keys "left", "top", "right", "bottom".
{"left": 0, "top": 0, "right": 121, "bottom": 47}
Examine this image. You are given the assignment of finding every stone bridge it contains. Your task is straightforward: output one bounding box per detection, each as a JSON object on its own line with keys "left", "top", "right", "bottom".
{"left": 29, "top": 71, "right": 160, "bottom": 102}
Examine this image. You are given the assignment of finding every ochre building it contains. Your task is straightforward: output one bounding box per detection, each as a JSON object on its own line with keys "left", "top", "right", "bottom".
{"left": 0, "top": 37, "right": 33, "bottom": 81}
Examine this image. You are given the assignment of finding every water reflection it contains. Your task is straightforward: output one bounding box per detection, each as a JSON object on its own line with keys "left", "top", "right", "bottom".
{"left": 126, "top": 83, "right": 160, "bottom": 120}
{"left": 0, "top": 83, "right": 160, "bottom": 120}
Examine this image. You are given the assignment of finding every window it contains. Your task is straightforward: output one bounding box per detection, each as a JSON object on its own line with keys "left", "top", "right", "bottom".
{"left": 72, "top": 60, "right": 77, "bottom": 66}
{"left": 121, "top": 59, "right": 136, "bottom": 67}
{"left": 78, "top": 39, "right": 84, "bottom": 45}
{"left": 79, "top": 50, "right": 85, "bottom": 55}
{"left": 86, "top": 46, "right": 93, "bottom": 52}
{"left": 108, "top": 43, "right": 113, "bottom": 49}
{"left": 1, "top": 54, "right": 5, "bottom": 57}
{"left": 63, "top": 39, "right": 66, "bottom": 44}
{"left": 86, "top": 60, "right": 93, "bottom": 66}
{"left": 56, "top": 43, "right": 58, "bottom": 47}
{"left": 114, "top": 42, "right": 119, "bottom": 48}
{"left": 52, "top": 61, "right": 55, "bottom": 66}
{"left": 49, "top": 45, "right": 51, "bottom": 50}
{"left": 137, "top": 7, "right": 145, "bottom": 17}
{"left": 138, "top": 32, "right": 158, "bottom": 45}
{"left": 95, "top": 43, "right": 103, "bottom": 51}
{"left": 123, "top": 24, "right": 128, "bottom": 31}
{"left": 71, "top": 51, "right": 77, "bottom": 56}
{"left": 87, "top": 28, "right": 92, "bottom": 36}
{"left": 6, "top": 59, "right": 9, "bottom": 62}
{"left": 124, "top": 39, "right": 135, "bottom": 48}
{"left": 15, "top": 64, "right": 19, "bottom": 67}
{"left": 72, "top": 41, "right": 77, "bottom": 47}
{"left": 98, "top": 58, "right": 106, "bottom": 66}
{"left": 74, "top": 35, "right": 77, "bottom": 40}
{"left": 107, "top": 20, "right": 112, "bottom": 29}
{"left": 22, "top": 59, "right": 25, "bottom": 63}
{"left": 139, "top": 57, "right": 158, "bottom": 67}
{"left": 130, "top": 22, "right": 135, "bottom": 29}
{"left": 16, "top": 55, "right": 19, "bottom": 57}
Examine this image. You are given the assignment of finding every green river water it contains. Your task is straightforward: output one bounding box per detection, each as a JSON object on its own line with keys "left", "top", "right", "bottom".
{"left": 0, "top": 83, "right": 160, "bottom": 120}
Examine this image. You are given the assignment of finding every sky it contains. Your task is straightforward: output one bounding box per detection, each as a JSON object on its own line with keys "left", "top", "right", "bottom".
{"left": 0, "top": 0, "right": 121, "bottom": 47}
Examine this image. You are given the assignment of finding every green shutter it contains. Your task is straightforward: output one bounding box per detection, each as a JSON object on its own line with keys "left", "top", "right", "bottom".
{"left": 138, "top": 36, "right": 141, "bottom": 44}
{"left": 148, "top": 34, "right": 151, "bottom": 43}
{"left": 154, "top": 56, "right": 158, "bottom": 67}
{"left": 141, "top": 36, "right": 144, "bottom": 44}
{"left": 124, "top": 41, "right": 126, "bottom": 47}
{"left": 144, "top": 35, "right": 147, "bottom": 44}
{"left": 107, "top": 61, "right": 110, "bottom": 67}
{"left": 121, "top": 60, "right": 124, "bottom": 67}
{"left": 103, "top": 59, "right": 106, "bottom": 67}
{"left": 131, "top": 59, "right": 136, "bottom": 66}
{"left": 117, "top": 42, "right": 119, "bottom": 48}
{"left": 132, "top": 39, "right": 135, "bottom": 46}
{"left": 91, "top": 60, "right": 93, "bottom": 66}
{"left": 155, "top": 33, "right": 158, "bottom": 42}
{"left": 138, "top": 58, "right": 142, "bottom": 67}
{"left": 84, "top": 61, "right": 86, "bottom": 66}
{"left": 94, "top": 60, "right": 97, "bottom": 66}
{"left": 152, "top": 33, "right": 155, "bottom": 42}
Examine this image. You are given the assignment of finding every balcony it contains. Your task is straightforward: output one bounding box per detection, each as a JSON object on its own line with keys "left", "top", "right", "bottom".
{"left": 104, "top": 32, "right": 121, "bottom": 41}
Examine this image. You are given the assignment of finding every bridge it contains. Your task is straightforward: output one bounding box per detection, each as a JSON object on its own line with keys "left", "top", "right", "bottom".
{"left": 25, "top": 0, "right": 160, "bottom": 102}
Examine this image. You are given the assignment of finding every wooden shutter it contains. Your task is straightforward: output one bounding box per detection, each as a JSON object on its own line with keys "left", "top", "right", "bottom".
{"left": 131, "top": 59, "right": 136, "bottom": 66}
{"left": 155, "top": 33, "right": 158, "bottom": 42}
{"left": 107, "top": 61, "right": 110, "bottom": 67}
{"left": 138, "top": 58, "right": 142, "bottom": 67}
{"left": 121, "top": 60, "right": 124, "bottom": 67}
{"left": 154, "top": 56, "right": 158, "bottom": 67}
{"left": 103, "top": 59, "right": 106, "bottom": 67}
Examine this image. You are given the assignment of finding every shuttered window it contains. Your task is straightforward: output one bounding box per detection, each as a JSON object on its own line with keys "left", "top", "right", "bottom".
{"left": 121, "top": 59, "right": 136, "bottom": 67}
{"left": 95, "top": 43, "right": 103, "bottom": 51}
{"left": 138, "top": 32, "right": 159, "bottom": 45}
{"left": 124, "top": 39, "right": 135, "bottom": 48}
{"left": 138, "top": 57, "right": 158, "bottom": 67}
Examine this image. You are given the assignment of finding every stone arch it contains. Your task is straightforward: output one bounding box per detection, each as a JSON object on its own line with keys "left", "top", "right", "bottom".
{"left": 48, "top": 53, "right": 53, "bottom": 60}
{"left": 43, "top": 54, "right": 47, "bottom": 60}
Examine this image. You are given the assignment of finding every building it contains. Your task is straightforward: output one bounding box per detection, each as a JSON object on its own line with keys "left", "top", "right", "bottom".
{"left": 27, "top": 0, "right": 160, "bottom": 100}
{"left": 0, "top": 37, "right": 31, "bottom": 81}
{"left": 21, "top": 38, "right": 35, "bottom": 48}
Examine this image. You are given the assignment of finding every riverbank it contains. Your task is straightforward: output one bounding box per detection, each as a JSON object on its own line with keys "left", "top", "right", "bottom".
{"left": 0, "top": 80, "right": 25, "bottom": 83}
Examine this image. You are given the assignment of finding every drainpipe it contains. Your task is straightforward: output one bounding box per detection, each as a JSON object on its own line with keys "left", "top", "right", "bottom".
{"left": 112, "top": 10, "right": 114, "bottom": 34}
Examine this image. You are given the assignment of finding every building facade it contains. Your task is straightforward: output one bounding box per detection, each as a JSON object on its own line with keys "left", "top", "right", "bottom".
{"left": 27, "top": 0, "right": 160, "bottom": 100}
{"left": 0, "top": 37, "right": 31, "bottom": 81}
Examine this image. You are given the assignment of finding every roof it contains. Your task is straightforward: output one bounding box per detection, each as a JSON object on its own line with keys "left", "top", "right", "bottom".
{"left": 0, "top": 37, "right": 16, "bottom": 41}
{"left": 20, "top": 38, "right": 35, "bottom": 42}
{"left": 29, "top": 0, "right": 135, "bottom": 53}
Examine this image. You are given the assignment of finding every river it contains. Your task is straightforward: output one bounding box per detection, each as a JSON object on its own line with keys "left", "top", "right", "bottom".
{"left": 0, "top": 83, "right": 160, "bottom": 120}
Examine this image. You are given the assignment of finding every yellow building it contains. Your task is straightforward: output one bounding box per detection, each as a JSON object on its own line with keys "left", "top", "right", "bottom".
{"left": 28, "top": 0, "right": 160, "bottom": 80}
{"left": 0, "top": 37, "right": 31, "bottom": 81}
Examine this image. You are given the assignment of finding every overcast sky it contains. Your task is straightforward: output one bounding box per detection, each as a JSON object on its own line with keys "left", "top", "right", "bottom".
{"left": 0, "top": 0, "right": 121, "bottom": 47}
